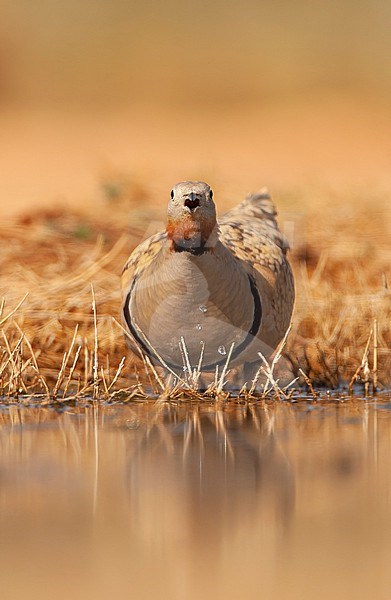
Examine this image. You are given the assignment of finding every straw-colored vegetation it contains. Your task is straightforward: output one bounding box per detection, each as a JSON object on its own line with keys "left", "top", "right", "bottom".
{"left": 0, "top": 180, "right": 389, "bottom": 403}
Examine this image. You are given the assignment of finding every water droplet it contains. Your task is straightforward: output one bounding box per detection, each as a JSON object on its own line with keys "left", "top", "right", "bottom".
{"left": 199, "top": 305, "right": 207, "bottom": 313}
{"left": 218, "top": 345, "right": 227, "bottom": 356}
{"left": 196, "top": 323, "right": 202, "bottom": 331}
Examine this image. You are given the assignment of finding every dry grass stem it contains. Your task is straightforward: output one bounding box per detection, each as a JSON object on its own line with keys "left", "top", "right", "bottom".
{"left": 373, "top": 318, "right": 378, "bottom": 395}
{"left": 63, "top": 345, "right": 82, "bottom": 397}
{"left": 348, "top": 328, "right": 373, "bottom": 395}
{"left": 298, "top": 368, "right": 317, "bottom": 400}
{"left": 216, "top": 342, "right": 235, "bottom": 394}
{"left": 107, "top": 356, "right": 126, "bottom": 392}
{"left": 91, "top": 285, "right": 100, "bottom": 400}
{"left": 0, "top": 293, "right": 29, "bottom": 328}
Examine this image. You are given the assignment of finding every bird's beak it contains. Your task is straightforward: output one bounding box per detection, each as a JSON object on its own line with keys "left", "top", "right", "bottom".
{"left": 184, "top": 192, "right": 200, "bottom": 211}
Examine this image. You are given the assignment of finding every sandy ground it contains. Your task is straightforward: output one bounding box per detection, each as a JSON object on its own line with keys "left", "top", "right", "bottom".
{"left": 1, "top": 94, "right": 391, "bottom": 217}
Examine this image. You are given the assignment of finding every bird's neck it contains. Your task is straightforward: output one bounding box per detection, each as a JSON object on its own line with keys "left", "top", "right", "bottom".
{"left": 166, "top": 214, "right": 218, "bottom": 254}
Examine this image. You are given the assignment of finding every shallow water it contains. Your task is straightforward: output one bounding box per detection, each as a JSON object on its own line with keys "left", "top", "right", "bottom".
{"left": 1, "top": 399, "right": 391, "bottom": 600}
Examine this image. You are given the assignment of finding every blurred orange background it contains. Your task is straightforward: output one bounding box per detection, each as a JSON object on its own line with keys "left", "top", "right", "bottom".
{"left": 1, "top": 0, "right": 391, "bottom": 215}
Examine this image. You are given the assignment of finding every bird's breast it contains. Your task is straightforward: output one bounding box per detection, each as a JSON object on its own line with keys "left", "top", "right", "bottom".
{"left": 127, "top": 250, "right": 261, "bottom": 371}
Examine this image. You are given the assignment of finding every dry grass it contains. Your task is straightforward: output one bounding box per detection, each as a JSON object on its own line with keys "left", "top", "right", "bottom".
{"left": 0, "top": 182, "right": 389, "bottom": 403}
{"left": 285, "top": 188, "right": 390, "bottom": 389}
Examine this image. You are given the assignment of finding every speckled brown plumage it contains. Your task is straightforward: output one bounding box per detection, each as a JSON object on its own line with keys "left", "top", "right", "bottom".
{"left": 122, "top": 182, "right": 294, "bottom": 377}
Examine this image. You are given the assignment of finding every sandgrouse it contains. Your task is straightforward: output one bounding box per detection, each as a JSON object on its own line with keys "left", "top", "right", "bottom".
{"left": 121, "top": 181, "right": 294, "bottom": 381}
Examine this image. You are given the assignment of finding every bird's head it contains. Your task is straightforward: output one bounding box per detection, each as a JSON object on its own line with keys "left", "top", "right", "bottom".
{"left": 166, "top": 181, "right": 218, "bottom": 254}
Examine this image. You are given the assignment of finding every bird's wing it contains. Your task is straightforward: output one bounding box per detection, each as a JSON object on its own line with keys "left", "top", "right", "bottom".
{"left": 121, "top": 230, "right": 166, "bottom": 293}
{"left": 218, "top": 189, "right": 294, "bottom": 345}
{"left": 218, "top": 189, "right": 290, "bottom": 273}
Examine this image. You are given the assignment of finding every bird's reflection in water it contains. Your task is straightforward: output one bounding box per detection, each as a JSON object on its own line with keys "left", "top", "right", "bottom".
{"left": 0, "top": 400, "right": 388, "bottom": 600}
{"left": 122, "top": 403, "right": 295, "bottom": 566}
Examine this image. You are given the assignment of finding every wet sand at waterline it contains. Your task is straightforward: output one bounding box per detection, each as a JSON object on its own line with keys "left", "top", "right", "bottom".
{"left": 1, "top": 400, "right": 391, "bottom": 600}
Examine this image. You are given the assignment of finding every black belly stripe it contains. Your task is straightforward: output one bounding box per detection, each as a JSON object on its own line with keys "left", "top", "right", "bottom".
{"left": 123, "top": 274, "right": 262, "bottom": 373}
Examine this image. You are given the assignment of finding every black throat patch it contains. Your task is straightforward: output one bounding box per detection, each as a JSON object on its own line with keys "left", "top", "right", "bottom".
{"left": 171, "top": 241, "right": 213, "bottom": 256}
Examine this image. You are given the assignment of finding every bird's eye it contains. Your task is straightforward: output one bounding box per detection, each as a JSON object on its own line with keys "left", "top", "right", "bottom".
{"left": 209, "top": 189, "right": 213, "bottom": 199}
{"left": 170, "top": 189, "right": 174, "bottom": 199}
